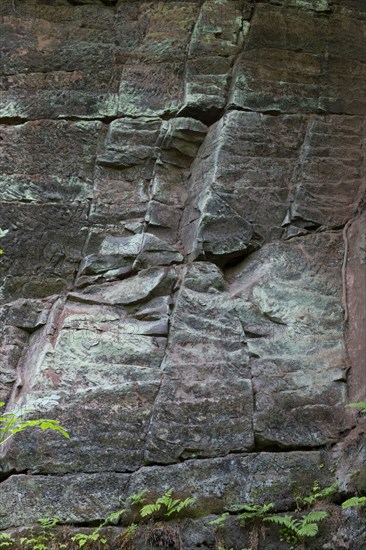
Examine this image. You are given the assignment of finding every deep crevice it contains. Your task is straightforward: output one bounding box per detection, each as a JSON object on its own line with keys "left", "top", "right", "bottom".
{"left": 193, "top": 243, "right": 261, "bottom": 272}
{"left": 174, "top": 105, "right": 224, "bottom": 127}
{"left": 253, "top": 436, "right": 331, "bottom": 453}
{"left": 0, "top": 468, "right": 28, "bottom": 484}
{"left": 0, "top": 116, "right": 28, "bottom": 125}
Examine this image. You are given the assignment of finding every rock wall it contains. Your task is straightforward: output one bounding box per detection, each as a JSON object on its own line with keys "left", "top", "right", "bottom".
{"left": 0, "top": 0, "right": 365, "bottom": 548}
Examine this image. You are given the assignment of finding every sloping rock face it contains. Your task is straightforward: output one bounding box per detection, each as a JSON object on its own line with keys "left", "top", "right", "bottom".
{"left": 0, "top": 0, "right": 365, "bottom": 548}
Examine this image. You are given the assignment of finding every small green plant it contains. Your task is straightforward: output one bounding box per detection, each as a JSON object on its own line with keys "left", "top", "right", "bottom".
{"left": 342, "top": 496, "right": 366, "bottom": 509}
{"left": 0, "top": 402, "right": 69, "bottom": 447}
{"left": 72, "top": 509, "right": 125, "bottom": 548}
{"left": 20, "top": 516, "right": 66, "bottom": 550}
{"left": 20, "top": 534, "right": 48, "bottom": 550}
{"left": 0, "top": 228, "right": 8, "bottom": 255}
{"left": 265, "top": 510, "right": 328, "bottom": 549}
{"left": 116, "top": 522, "right": 139, "bottom": 550}
{"left": 346, "top": 402, "right": 366, "bottom": 414}
{"left": 210, "top": 503, "right": 274, "bottom": 527}
{"left": 211, "top": 503, "right": 274, "bottom": 550}
{"left": 71, "top": 530, "right": 108, "bottom": 549}
{"left": 231, "top": 503, "right": 275, "bottom": 523}
{"left": 139, "top": 489, "right": 195, "bottom": 519}
{"left": 295, "top": 481, "right": 336, "bottom": 510}
{"left": 128, "top": 490, "right": 147, "bottom": 506}
{"left": 210, "top": 513, "right": 230, "bottom": 526}
{"left": 0, "top": 533, "right": 15, "bottom": 548}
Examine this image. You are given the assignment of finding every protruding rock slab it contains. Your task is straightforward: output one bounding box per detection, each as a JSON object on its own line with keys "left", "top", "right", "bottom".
{"left": 0, "top": 451, "right": 329, "bottom": 530}
{"left": 1, "top": 268, "right": 177, "bottom": 474}
{"left": 229, "top": 4, "right": 366, "bottom": 115}
{"left": 145, "top": 262, "right": 254, "bottom": 463}
{"left": 180, "top": 111, "right": 305, "bottom": 262}
{"left": 228, "top": 232, "right": 350, "bottom": 448}
{"left": 181, "top": 111, "right": 365, "bottom": 263}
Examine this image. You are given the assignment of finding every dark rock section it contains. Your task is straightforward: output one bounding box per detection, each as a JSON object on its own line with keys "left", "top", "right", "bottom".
{"left": 0, "top": 451, "right": 328, "bottom": 529}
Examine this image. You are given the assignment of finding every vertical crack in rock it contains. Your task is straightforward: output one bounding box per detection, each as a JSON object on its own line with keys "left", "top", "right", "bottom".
{"left": 144, "top": 262, "right": 254, "bottom": 464}
{"left": 177, "top": 0, "right": 203, "bottom": 117}
{"left": 143, "top": 116, "right": 208, "bottom": 254}
{"left": 178, "top": 0, "right": 251, "bottom": 124}
{"left": 225, "top": 0, "right": 254, "bottom": 109}
{"left": 142, "top": 265, "right": 183, "bottom": 465}
{"left": 342, "top": 209, "right": 366, "bottom": 401}
{"left": 73, "top": 124, "right": 109, "bottom": 290}
{"left": 341, "top": 218, "right": 354, "bottom": 324}
{"left": 331, "top": 208, "right": 366, "bottom": 496}
{"left": 281, "top": 114, "right": 316, "bottom": 239}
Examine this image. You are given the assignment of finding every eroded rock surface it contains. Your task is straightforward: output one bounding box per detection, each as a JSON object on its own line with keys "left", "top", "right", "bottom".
{"left": 0, "top": 0, "right": 365, "bottom": 547}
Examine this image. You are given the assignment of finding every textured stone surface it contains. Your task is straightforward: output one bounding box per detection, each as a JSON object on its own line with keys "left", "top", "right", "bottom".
{"left": 0, "top": 0, "right": 365, "bottom": 545}
{"left": 228, "top": 4, "right": 366, "bottom": 115}
{"left": 1, "top": 267, "right": 176, "bottom": 474}
{"left": 0, "top": 451, "right": 328, "bottom": 529}
{"left": 145, "top": 262, "right": 254, "bottom": 463}
{"left": 228, "top": 232, "right": 350, "bottom": 448}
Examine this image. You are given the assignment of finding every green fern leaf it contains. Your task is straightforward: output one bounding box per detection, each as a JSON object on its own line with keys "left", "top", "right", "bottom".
{"left": 140, "top": 503, "right": 161, "bottom": 517}
{"left": 265, "top": 515, "right": 297, "bottom": 530}
{"left": 128, "top": 489, "right": 147, "bottom": 505}
{"left": 297, "top": 523, "right": 319, "bottom": 537}
{"left": 342, "top": 496, "right": 366, "bottom": 509}
{"left": 302, "top": 510, "right": 328, "bottom": 524}
{"left": 346, "top": 402, "right": 366, "bottom": 412}
{"left": 231, "top": 504, "right": 258, "bottom": 513}
{"left": 105, "top": 509, "right": 125, "bottom": 524}
{"left": 175, "top": 497, "right": 196, "bottom": 514}
{"left": 209, "top": 513, "right": 229, "bottom": 526}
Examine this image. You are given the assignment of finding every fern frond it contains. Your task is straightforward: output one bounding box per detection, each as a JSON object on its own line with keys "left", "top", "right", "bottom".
{"left": 175, "top": 497, "right": 196, "bottom": 513}
{"left": 297, "top": 523, "right": 319, "bottom": 538}
{"left": 346, "top": 402, "right": 366, "bottom": 412}
{"left": 128, "top": 489, "right": 147, "bottom": 505}
{"left": 232, "top": 504, "right": 258, "bottom": 512}
{"left": 342, "top": 496, "right": 366, "bottom": 509}
{"left": 158, "top": 489, "right": 173, "bottom": 503}
{"left": 140, "top": 503, "right": 161, "bottom": 517}
{"left": 105, "top": 509, "right": 125, "bottom": 524}
{"left": 265, "top": 515, "right": 296, "bottom": 530}
{"left": 301, "top": 511, "right": 328, "bottom": 524}
{"left": 301, "top": 484, "right": 337, "bottom": 506}
{"left": 261, "top": 503, "right": 275, "bottom": 513}
{"left": 209, "top": 513, "right": 229, "bottom": 526}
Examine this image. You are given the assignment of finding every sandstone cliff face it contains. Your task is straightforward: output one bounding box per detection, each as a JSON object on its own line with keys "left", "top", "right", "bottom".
{"left": 0, "top": 0, "right": 365, "bottom": 548}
